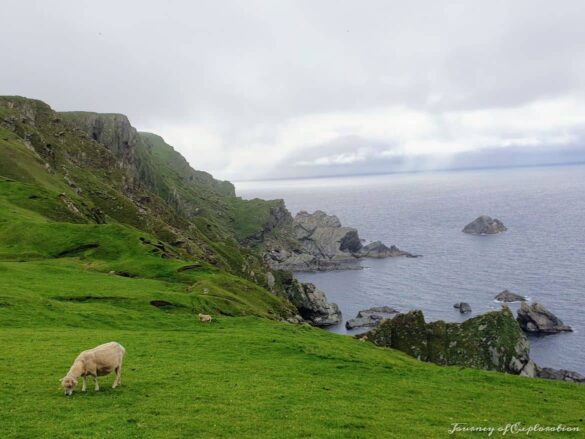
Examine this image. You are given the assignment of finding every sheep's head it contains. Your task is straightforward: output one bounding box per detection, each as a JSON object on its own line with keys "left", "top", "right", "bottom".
{"left": 60, "top": 377, "right": 77, "bottom": 396}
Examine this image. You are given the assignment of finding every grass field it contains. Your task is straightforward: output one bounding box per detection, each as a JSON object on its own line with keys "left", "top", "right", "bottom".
{"left": 1, "top": 260, "right": 584, "bottom": 438}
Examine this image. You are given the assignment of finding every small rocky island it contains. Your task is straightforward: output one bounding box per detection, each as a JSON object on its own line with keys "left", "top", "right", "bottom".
{"left": 495, "top": 290, "right": 526, "bottom": 302}
{"left": 462, "top": 215, "right": 507, "bottom": 235}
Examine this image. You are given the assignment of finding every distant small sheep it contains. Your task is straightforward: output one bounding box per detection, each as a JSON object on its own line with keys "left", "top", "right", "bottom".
{"left": 198, "top": 313, "right": 212, "bottom": 322}
{"left": 359, "top": 335, "right": 369, "bottom": 342}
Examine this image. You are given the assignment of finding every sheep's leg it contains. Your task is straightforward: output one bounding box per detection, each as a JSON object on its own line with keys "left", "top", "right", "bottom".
{"left": 81, "top": 376, "right": 87, "bottom": 392}
{"left": 114, "top": 357, "right": 123, "bottom": 388}
{"left": 93, "top": 375, "right": 99, "bottom": 391}
{"left": 112, "top": 367, "right": 120, "bottom": 388}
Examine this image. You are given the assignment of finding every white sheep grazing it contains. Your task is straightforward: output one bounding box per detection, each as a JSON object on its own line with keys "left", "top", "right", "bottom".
{"left": 198, "top": 313, "right": 212, "bottom": 322}
{"left": 60, "top": 341, "right": 125, "bottom": 396}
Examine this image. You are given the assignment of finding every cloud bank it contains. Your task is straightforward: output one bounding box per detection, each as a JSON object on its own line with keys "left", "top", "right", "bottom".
{"left": 2, "top": 1, "right": 585, "bottom": 179}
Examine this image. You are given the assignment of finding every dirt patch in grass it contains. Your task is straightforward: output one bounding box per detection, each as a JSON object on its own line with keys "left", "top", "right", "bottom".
{"left": 150, "top": 300, "right": 186, "bottom": 310}
{"left": 55, "top": 243, "right": 99, "bottom": 258}
{"left": 111, "top": 271, "right": 136, "bottom": 278}
{"left": 52, "top": 295, "right": 129, "bottom": 303}
{"left": 177, "top": 264, "right": 202, "bottom": 272}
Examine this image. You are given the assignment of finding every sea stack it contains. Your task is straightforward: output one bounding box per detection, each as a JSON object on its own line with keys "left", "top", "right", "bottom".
{"left": 463, "top": 215, "right": 507, "bottom": 235}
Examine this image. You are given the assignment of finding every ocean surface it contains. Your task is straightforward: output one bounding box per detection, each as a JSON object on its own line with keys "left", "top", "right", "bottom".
{"left": 236, "top": 165, "right": 585, "bottom": 374}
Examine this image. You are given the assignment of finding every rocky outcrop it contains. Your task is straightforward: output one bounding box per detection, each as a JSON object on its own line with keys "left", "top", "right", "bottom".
{"left": 293, "top": 211, "right": 361, "bottom": 259}
{"left": 463, "top": 215, "right": 507, "bottom": 235}
{"left": 516, "top": 302, "right": 572, "bottom": 333}
{"left": 495, "top": 290, "right": 526, "bottom": 302}
{"left": 355, "top": 241, "right": 416, "bottom": 258}
{"left": 453, "top": 302, "right": 472, "bottom": 313}
{"left": 345, "top": 306, "right": 399, "bottom": 329}
{"left": 537, "top": 368, "right": 585, "bottom": 384}
{"left": 266, "top": 210, "right": 415, "bottom": 271}
{"left": 276, "top": 271, "right": 341, "bottom": 327}
{"left": 363, "top": 307, "right": 535, "bottom": 375}
{"left": 60, "top": 112, "right": 139, "bottom": 173}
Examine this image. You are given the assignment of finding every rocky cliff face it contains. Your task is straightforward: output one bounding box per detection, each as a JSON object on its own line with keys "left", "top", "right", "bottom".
{"left": 60, "top": 112, "right": 138, "bottom": 168}
{"left": 364, "top": 307, "right": 536, "bottom": 376}
{"left": 275, "top": 271, "right": 341, "bottom": 326}
{"left": 59, "top": 113, "right": 235, "bottom": 206}
{"left": 265, "top": 210, "right": 415, "bottom": 271}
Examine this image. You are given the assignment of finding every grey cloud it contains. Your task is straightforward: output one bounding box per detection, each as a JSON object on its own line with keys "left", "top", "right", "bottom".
{"left": 2, "top": 1, "right": 585, "bottom": 179}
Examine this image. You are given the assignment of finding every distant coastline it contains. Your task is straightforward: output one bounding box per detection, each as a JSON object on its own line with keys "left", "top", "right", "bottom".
{"left": 234, "top": 160, "right": 585, "bottom": 185}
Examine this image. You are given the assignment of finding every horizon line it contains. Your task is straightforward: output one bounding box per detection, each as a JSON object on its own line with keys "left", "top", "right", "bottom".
{"left": 233, "top": 160, "right": 585, "bottom": 184}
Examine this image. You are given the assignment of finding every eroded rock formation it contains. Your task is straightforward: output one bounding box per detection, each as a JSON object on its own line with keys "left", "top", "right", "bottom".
{"left": 516, "top": 302, "right": 572, "bottom": 333}
{"left": 265, "top": 210, "right": 416, "bottom": 271}
{"left": 276, "top": 271, "right": 341, "bottom": 327}
{"left": 363, "top": 307, "right": 536, "bottom": 376}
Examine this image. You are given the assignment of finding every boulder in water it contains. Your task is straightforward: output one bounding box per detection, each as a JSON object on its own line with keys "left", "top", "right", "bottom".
{"left": 453, "top": 302, "right": 472, "bottom": 313}
{"left": 516, "top": 302, "right": 572, "bottom": 333}
{"left": 463, "top": 215, "right": 507, "bottom": 235}
{"left": 495, "top": 290, "right": 526, "bottom": 303}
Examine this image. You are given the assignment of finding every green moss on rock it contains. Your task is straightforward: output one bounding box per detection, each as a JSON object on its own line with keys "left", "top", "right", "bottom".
{"left": 365, "top": 307, "right": 532, "bottom": 374}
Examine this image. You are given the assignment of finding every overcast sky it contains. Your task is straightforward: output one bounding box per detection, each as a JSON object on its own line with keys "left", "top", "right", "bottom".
{"left": 2, "top": 1, "right": 585, "bottom": 180}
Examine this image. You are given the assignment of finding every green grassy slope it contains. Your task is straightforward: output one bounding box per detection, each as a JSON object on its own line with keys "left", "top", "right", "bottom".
{"left": 0, "top": 177, "right": 294, "bottom": 321}
{"left": 136, "top": 131, "right": 293, "bottom": 244}
{"left": 0, "top": 96, "right": 285, "bottom": 284}
{"left": 137, "top": 131, "right": 235, "bottom": 198}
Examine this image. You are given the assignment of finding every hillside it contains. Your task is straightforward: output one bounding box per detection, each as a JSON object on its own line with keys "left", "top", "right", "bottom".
{"left": 0, "top": 97, "right": 293, "bottom": 292}
{"left": 0, "top": 96, "right": 583, "bottom": 438}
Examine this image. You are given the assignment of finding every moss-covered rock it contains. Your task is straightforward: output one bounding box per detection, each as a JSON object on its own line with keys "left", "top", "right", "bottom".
{"left": 365, "top": 307, "right": 534, "bottom": 375}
